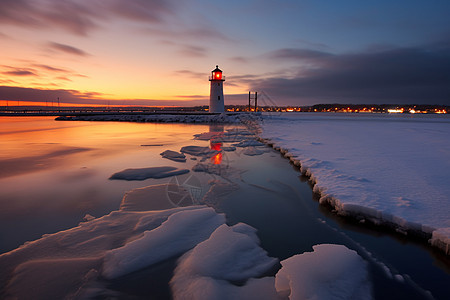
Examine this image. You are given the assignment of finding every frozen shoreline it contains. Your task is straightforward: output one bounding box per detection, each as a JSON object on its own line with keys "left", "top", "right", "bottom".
{"left": 258, "top": 113, "right": 450, "bottom": 256}
{"left": 2, "top": 114, "right": 449, "bottom": 298}
{"left": 54, "top": 112, "right": 450, "bottom": 255}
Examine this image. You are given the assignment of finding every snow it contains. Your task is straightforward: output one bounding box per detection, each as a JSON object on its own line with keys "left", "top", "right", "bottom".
{"left": 109, "top": 166, "right": 189, "bottom": 180}
{"left": 160, "top": 150, "right": 187, "bottom": 162}
{"left": 260, "top": 113, "right": 450, "bottom": 253}
{"left": 275, "top": 244, "right": 371, "bottom": 300}
{"left": 233, "top": 139, "right": 265, "bottom": 147}
{"left": 430, "top": 228, "right": 450, "bottom": 255}
{"left": 180, "top": 145, "right": 219, "bottom": 157}
{"left": 194, "top": 128, "right": 259, "bottom": 144}
{"left": 102, "top": 207, "right": 226, "bottom": 279}
{"left": 221, "top": 146, "right": 236, "bottom": 152}
{"left": 56, "top": 112, "right": 260, "bottom": 124}
{"left": 243, "top": 146, "right": 267, "bottom": 156}
{"left": 170, "top": 223, "right": 279, "bottom": 300}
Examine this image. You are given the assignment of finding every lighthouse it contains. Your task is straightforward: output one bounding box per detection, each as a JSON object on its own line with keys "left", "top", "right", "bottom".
{"left": 209, "top": 65, "right": 225, "bottom": 113}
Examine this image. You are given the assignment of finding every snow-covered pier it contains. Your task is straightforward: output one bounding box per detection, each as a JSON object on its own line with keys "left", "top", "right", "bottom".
{"left": 0, "top": 108, "right": 239, "bottom": 117}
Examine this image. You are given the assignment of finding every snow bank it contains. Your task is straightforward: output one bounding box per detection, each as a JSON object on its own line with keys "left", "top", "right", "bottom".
{"left": 109, "top": 166, "right": 189, "bottom": 180}
{"left": 430, "top": 228, "right": 450, "bottom": 255}
{"left": 170, "top": 223, "right": 279, "bottom": 300}
{"left": 160, "top": 150, "right": 186, "bottom": 162}
{"left": 275, "top": 244, "right": 371, "bottom": 300}
{"left": 260, "top": 113, "right": 450, "bottom": 254}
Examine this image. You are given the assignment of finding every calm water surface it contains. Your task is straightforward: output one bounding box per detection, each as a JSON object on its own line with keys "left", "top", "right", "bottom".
{"left": 0, "top": 117, "right": 212, "bottom": 253}
{"left": 0, "top": 117, "right": 449, "bottom": 299}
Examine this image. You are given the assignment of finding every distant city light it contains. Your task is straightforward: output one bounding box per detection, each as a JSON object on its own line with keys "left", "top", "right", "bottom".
{"left": 387, "top": 109, "right": 404, "bottom": 113}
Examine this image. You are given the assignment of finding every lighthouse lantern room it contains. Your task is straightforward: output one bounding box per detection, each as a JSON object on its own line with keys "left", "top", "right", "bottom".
{"left": 209, "top": 65, "right": 225, "bottom": 113}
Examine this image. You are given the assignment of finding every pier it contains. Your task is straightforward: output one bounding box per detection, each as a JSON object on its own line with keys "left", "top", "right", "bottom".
{"left": 0, "top": 107, "right": 232, "bottom": 117}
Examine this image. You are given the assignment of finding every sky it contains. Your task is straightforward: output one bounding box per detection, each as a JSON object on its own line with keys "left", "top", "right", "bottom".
{"left": 1, "top": 0, "right": 450, "bottom": 107}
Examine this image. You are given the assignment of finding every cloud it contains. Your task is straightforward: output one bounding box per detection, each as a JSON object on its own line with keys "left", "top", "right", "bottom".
{"left": 0, "top": 31, "right": 10, "bottom": 39}
{"left": 175, "top": 70, "right": 208, "bottom": 79}
{"left": 230, "top": 56, "right": 248, "bottom": 64}
{"left": 249, "top": 42, "right": 450, "bottom": 105}
{"left": 1, "top": 65, "right": 38, "bottom": 77}
{"left": 0, "top": 0, "right": 176, "bottom": 36}
{"left": 0, "top": 86, "right": 103, "bottom": 104}
{"left": 0, "top": 0, "right": 99, "bottom": 35}
{"left": 174, "top": 93, "right": 249, "bottom": 105}
{"left": 178, "top": 45, "right": 208, "bottom": 57}
{"left": 147, "top": 25, "right": 233, "bottom": 44}
{"left": 268, "top": 48, "right": 333, "bottom": 61}
{"left": 1, "top": 63, "right": 87, "bottom": 86}
{"left": 0, "top": 85, "right": 206, "bottom": 106}
{"left": 294, "top": 39, "right": 331, "bottom": 51}
{"left": 108, "top": 0, "right": 174, "bottom": 23}
{"left": 2, "top": 70, "right": 37, "bottom": 76}
{"left": 48, "top": 42, "right": 89, "bottom": 56}
{"left": 33, "top": 64, "right": 71, "bottom": 73}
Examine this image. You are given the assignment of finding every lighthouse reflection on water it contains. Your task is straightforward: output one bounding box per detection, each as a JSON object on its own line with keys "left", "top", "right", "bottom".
{"left": 209, "top": 124, "right": 223, "bottom": 165}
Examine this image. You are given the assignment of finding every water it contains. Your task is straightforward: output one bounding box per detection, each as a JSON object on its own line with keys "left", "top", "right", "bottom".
{"left": 0, "top": 117, "right": 212, "bottom": 253}
{"left": 0, "top": 117, "right": 449, "bottom": 299}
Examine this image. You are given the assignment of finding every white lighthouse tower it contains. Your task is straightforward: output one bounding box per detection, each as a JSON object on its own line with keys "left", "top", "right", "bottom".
{"left": 209, "top": 65, "right": 225, "bottom": 113}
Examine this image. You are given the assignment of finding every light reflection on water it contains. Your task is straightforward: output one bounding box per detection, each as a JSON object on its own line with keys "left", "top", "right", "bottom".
{"left": 0, "top": 117, "right": 212, "bottom": 253}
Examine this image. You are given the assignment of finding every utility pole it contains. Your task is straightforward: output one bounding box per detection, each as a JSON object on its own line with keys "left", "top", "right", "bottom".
{"left": 254, "top": 92, "right": 258, "bottom": 112}
{"left": 248, "top": 91, "right": 251, "bottom": 111}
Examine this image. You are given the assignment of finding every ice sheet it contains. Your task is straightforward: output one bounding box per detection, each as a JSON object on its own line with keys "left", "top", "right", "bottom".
{"left": 102, "top": 207, "right": 225, "bottom": 278}
{"left": 170, "top": 223, "right": 279, "bottom": 300}
{"left": 160, "top": 150, "right": 187, "bottom": 162}
{"left": 109, "top": 166, "right": 189, "bottom": 180}
{"left": 275, "top": 244, "right": 371, "bottom": 300}
{"left": 0, "top": 205, "right": 205, "bottom": 298}
{"left": 180, "top": 146, "right": 219, "bottom": 157}
{"left": 260, "top": 113, "right": 450, "bottom": 253}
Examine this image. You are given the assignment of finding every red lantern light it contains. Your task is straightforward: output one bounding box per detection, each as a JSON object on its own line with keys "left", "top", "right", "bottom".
{"left": 211, "top": 65, "right": 223, "bottom": 80}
